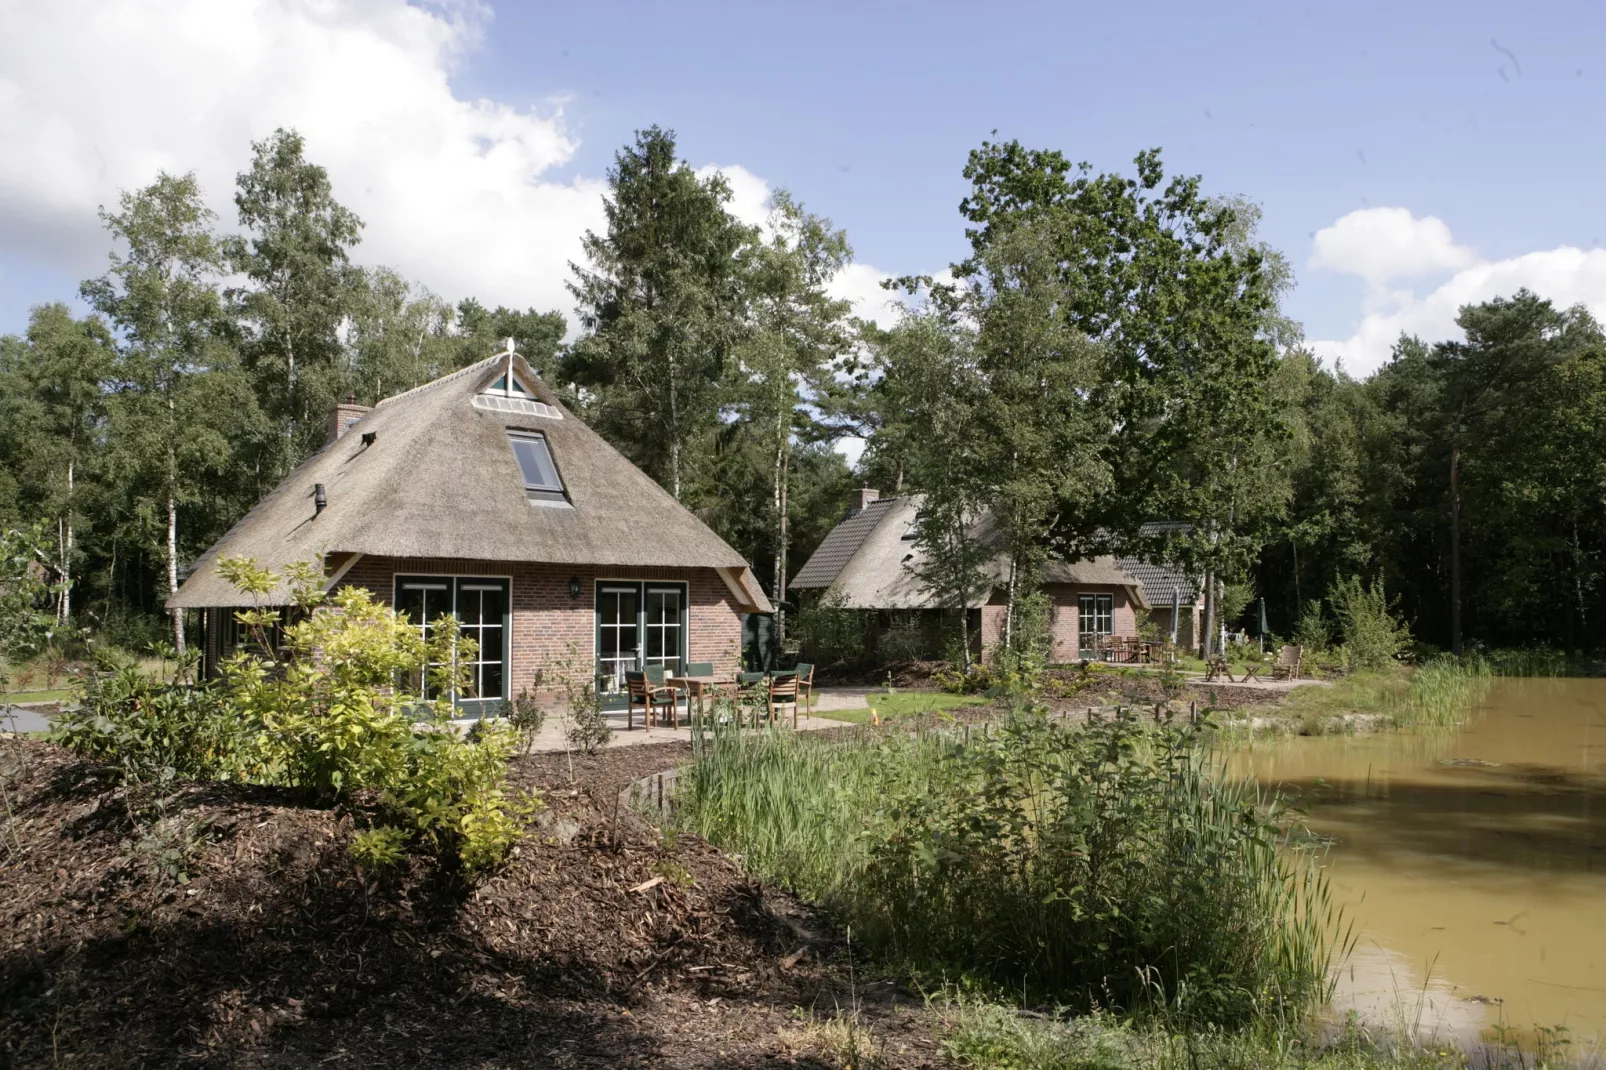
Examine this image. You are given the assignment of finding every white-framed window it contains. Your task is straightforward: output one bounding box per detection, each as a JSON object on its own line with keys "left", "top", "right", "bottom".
{"left": 595, "top": 581, "right": 687, "bottom": 700}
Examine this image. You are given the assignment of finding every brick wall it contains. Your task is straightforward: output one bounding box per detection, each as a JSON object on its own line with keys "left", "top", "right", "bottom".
{"left": 332, "top": 556, "right": 744, "bottom": 703}
{"left": 978, "top": 585, "right": 1138, "bottom": 664}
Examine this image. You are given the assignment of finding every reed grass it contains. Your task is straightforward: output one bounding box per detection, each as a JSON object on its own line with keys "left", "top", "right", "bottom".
{"left": 677, "top": 710, "right": 1344, "bottom": 1028}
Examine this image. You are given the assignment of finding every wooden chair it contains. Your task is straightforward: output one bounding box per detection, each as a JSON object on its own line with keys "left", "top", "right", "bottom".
{"left": 793, "top": 662, "right": 815, "bottom": 717}
{"left": 767, "top": 672, "right": 800, "bottom": 728}
{"left": 683, "top": 661, "right": 713, "bottom": 677}
{"left": 1271, "top": 645, "right": 1303, "bottom": 681}
{"left": 625, "top": 670, "right": 678, "bottom": 729}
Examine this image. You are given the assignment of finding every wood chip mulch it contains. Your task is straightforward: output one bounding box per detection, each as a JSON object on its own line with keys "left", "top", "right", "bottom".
{"left": 0, "top": 739, "right": 943, "bottom": 1069}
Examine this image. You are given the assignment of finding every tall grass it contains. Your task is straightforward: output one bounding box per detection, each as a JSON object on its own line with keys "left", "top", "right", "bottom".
{"left": 678, "top": 710, "right": 1344, "bottom": 1027}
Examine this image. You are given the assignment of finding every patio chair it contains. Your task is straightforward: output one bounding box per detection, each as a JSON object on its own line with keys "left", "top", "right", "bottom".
{"left": 793, "top": 662, "right": 815, "bottom": 717}
{"left": 767, "top": 672, "right": 801, "bottom": 728}
{"left": 625, "top": 670, "right": 678, "bottom": 729}
{"left": 683, "top": 662, "right": 714, "bottom": 677}
{"left": 1271, "top": 645, "right": 1303, "bottom": 681}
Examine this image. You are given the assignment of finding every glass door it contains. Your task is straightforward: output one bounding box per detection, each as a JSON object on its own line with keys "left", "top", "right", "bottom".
{"left": 396, "top": 578, "right": 453, "bottom": 700}
{"left": 1078, "top": 593, "right": 1114, "bottom": 660}
{"left": 456, "top": 581, "right": 509, "bottom": 715}
{"left": 597, "top": 586, "right": 641, "bottom": 697}
{"left": 595, "top": 582, "right": 687, "bottom": 706}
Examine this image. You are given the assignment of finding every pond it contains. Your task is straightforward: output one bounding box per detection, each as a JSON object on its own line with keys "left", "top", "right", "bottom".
{"left": 1234, "top": 677, "right": 1606, "bottom": 1047}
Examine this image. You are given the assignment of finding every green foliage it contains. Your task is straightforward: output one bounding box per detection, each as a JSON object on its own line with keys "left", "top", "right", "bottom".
{"left": 51, "top": 556, "right": 535, "bottom": 876}
{"left": 506, "top": 685, "right": 547, "bottom": 755}
{"left": 0, "top": 523, "right": 60, "bottom": 672}
{"left": 1328, "top": 575, "right": 1410, "bottom": 671}
{"left": 349, "top": 825, "right": 410, "bottom": 869}
{"left": 552, "top": 643, "right": 610, "bottom": 755}
{"left": 1291, "top": 598, "right": 1331, "bottom": 655}
{"left": 48, "top": 653, "right": 260, "bottom": 782}
{"left": 791, "top": 592, "right": 875, "bottom": 669}
{"left": 678, "top": 711, "right": 1339, "bottom": 1025}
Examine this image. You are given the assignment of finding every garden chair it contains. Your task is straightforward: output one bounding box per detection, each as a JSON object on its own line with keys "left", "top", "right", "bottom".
{"left": 767, "top": 672, "right": 801, "bottom": 728}
{"left": 792, "top": 662, "right": 815, "bottom": 717}
{"left": 625, "top": 670, "right": 677, "bottom": 729}
{"left": 1271, "top": 645, "right": 1303, "bottom": 681}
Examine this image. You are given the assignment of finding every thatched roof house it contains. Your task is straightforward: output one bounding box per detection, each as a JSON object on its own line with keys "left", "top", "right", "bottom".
{"left": 172, "top": 346, "right": 771, "bottom": 713}
{"left": 791, "top": 492, "right": 1203, "bottom": 660}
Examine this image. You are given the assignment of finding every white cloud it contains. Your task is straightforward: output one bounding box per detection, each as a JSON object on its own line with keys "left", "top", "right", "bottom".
{"left": 1310, "top": 207, "right": 1477, "bottom": 287}
{"left": 0, "top": 0, "right": 607, "bottom": 322}
{"left": 1310, "top": 208, "right": 1606, "bottom": 376}
{"left": 695, "top": 163, "right": 771, "bottom": 230}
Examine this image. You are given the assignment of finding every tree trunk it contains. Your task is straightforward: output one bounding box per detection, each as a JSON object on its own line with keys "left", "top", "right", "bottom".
{"left": 667, "top": 349, "right": 682, "bottom": 501}
{"left": 1003, "top": 558, "right": 1017, "bottom": 654}
{"left": 62, "top": 459, "right": 73, "bottom": 623}
{"left": 771, "top": 420, "right": 790, "bottom": 648}
{"left": 1201, "top": 568, "right": 1217, "bottom": 657}
{"left": 1449, "top": 439, "right": 1463, "bottom": 657}
{"left": 1292, "top": 539, "right": 1301, "bottom": 609}
{"left": 167, "top": 490, "right": 184, "bottom": 656}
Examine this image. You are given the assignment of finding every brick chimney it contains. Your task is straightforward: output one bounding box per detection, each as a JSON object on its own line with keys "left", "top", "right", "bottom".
{"left": 847, "top": 487, "right": 881, "bottom": 516}
{"left": 330, "top": 394, "right": 371, "bottom": 442}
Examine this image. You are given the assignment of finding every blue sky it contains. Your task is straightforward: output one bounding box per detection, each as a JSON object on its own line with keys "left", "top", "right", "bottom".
{"left": 2, "top": 0, "right": 1604, "bottom": 375}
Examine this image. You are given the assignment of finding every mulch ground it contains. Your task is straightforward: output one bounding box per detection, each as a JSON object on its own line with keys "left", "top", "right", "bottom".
{"left": 0, "top": 739, "right": 943, "bottom": 1069}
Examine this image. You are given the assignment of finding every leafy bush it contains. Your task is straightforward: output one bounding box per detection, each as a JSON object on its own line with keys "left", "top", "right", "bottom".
{"left": 0, "top": 523, "right": 61, "bottom": 676}
{"left": 50, "top": 653, "right": 261, "bottom": 782}
{"left": 506, "top": 682, "right": 548, "bottom": 755}
{"left": 1290, "top": 598, "right": 1330, "bottom": 655}
{"left": 791, "top": 592, "right": 875, "bottom": 668}
{"left": 53, "top": 555, "right": 537, "bottom": 876}
{"left": 678, "top": 711, "right": 1338, "bottom": 1025}
{"left": 349, "top": 825, "right": 410, "bottom": 869}
{"left": 879, "top": 615, "right": 929, "bottom": 662}
{"left": 1328, "top": 575, "right": 1410, "bottom": 671}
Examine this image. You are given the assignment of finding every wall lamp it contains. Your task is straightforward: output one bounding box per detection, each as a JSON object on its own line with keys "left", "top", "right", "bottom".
{"left": 568, "top": 576, "right": 582, "bottom": 601}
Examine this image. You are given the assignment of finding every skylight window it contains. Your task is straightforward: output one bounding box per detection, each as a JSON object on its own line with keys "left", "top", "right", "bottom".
{"left": 506, "top": 431, "right": 567, "bottom": 503}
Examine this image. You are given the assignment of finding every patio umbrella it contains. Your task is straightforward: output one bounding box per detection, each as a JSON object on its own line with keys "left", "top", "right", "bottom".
{"left": 1170, "top": 586, "right": 1180, "bottom": 645}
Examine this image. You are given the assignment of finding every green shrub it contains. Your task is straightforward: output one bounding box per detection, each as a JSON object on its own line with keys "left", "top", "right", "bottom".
{"left": 879, "top": 615, "right": 929, "bottom": 662}
{"left": 52, "top": 555, "right": 536, "bottom": 877}
{"left": 792, "top": 592, "right": 875, "bottom": 668}
{"left": 678, "top": 711, "right": 1339, "bottom": 1025}
{"left": 506, "top": 684, "right": 547, "bottom": 755}
{"left": 349, "top": 825, "right": 411, "bottom": 869}
{"left": 49, "top": 653, "right": 261, "bottom": 782}
{"left": 1291, "top": 598, "right": 1330, "bottom": 656}
{"left": 1328, "top": 576, "right": 1410, "bottom": 671}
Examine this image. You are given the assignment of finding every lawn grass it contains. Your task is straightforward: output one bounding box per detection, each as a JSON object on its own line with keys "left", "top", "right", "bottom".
{"left": 811, "top": 690, "right": 990, "bottom": 724}
{"left": 1, "top": 688, "right": 74, "bottom": 705}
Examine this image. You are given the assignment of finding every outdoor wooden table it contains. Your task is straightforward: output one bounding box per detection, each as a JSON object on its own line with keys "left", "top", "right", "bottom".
{"left": 666, "top": 675, "right": 730, "bottom": 720}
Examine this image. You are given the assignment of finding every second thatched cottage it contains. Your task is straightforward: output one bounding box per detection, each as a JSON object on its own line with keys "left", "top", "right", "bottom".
{"left": 169, "top": 345, "right": 772, "bottom": 714}
{"left": 790, "top": 492, "right": 1202, "bottom": 661}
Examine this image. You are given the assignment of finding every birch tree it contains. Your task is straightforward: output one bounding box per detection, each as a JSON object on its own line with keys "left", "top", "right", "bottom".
{"left": 0, "top": 305, "right": 114, "bottom": 621}
{"left": 733, "top": 191, "right": 854, "bottom": 643}
{"left": 82, "top": 172, "right": 253, "bottom": 654}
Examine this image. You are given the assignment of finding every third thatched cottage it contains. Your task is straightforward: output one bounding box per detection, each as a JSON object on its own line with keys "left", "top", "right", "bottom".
{"left": 169, "top": 345, "right": 772, "bottom": 714}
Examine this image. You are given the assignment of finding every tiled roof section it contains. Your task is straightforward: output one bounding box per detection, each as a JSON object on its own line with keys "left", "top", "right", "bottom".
{"left": 789, "top": 498, "right": 899, "bottom": 589}
{"left": 1117, "top": 556, "right": 1197, "bottom": 606}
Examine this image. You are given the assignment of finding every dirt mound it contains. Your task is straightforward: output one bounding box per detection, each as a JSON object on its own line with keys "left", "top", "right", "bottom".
{"left": 0, "top": 740, "right": 939, "bottom": 1068}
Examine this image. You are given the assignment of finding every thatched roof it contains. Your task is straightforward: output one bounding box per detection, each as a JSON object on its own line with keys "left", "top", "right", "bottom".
{"left": 791, "top": 495, "right": 1149, "bottom": 610}
{"left": 170, "top": 353, "right": 772, "bottom": 611}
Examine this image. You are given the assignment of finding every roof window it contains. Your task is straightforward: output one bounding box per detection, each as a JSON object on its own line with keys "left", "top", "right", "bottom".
{"left": 506, "top": 430, "right": 567, "bottom": 504}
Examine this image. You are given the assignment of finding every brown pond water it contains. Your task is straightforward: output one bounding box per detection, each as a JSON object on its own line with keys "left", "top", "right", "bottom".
{"left": 1233, "top": 677, "right": 1606, "bottom": 1047}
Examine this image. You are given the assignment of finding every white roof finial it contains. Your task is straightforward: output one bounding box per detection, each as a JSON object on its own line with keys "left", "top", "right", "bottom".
{"left": 503, "top": 337, "right": 516, "bottom": 355}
